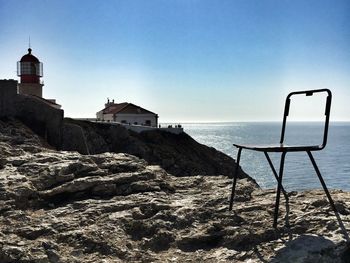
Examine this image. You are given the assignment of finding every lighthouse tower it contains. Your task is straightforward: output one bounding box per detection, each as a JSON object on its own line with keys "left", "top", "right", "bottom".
{"left": 17, "top": 48, "right": 44, "bottom": 97}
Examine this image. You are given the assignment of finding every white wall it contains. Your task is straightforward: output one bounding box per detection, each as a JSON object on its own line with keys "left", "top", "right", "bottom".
{"left": 96, "top": 112, "right": 158, "bottom": 127}
{"left": 96, "top": 111, "right": 113, "bottom": 121}
{"left": 114, "top": 113, "right": 157, "bottom": 127}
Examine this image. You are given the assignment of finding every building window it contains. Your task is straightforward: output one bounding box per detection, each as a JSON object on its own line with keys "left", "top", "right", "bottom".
{"left": 145, "top": 120, "right": 151, "bottom": 126}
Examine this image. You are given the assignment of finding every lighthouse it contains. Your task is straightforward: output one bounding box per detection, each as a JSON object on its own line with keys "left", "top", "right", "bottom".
{"left": 17, "top": 48, "right": 44, "bottom": 97}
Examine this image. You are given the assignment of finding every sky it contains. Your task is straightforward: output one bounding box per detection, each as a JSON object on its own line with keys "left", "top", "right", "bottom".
{"left": 0, "top": 0, "right": 349, "bottom": 122}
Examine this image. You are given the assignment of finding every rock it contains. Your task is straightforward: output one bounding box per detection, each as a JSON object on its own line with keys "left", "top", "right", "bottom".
{"left": 0, "top": 245, "right": 25, "bottom": 262}
{"left": 271, "top": 235, "right": 345, "bottom": 262}
{"left": 0, "top": 157, "right": 7, "bottom": 169}
{"left": 142, "top": 229, "right": 175, "bottom": 251}
{"left": 0, "top": 118, "right": 349, "bottom": 262}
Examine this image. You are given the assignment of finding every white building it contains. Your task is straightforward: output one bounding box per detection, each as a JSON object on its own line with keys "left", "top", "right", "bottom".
{"left": 96, "top": 99, "right": 158, "bottom": 127}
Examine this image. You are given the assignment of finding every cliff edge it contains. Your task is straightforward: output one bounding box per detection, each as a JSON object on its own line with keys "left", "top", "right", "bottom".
{"left": 61, "top": 118, "right": 250, "bottom": 179}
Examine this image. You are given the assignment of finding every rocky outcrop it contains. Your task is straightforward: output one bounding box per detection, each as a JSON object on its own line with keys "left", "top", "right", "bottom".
{"left": 1, "top": 118, "right": 350, "bottom": 262}
{"left": 62, "top": 118, "right": 249, "bottom": 179}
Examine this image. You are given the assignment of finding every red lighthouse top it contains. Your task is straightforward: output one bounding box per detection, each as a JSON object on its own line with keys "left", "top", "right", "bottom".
{"left": 20, "top": 48, "right": 40, "bottom": 63}
{"left": 17, "top": 48, "right": 43, "bottom": 84}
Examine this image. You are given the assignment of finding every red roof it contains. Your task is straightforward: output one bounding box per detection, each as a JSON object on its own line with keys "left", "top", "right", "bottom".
{"left": 20, "top": 48, "right": 40, "bottom": 63}
{"left": 102, "top": 103, "right": 157, "bottom": 115}
{"left": 102, "top": 103, "right": 129, "bottom": 114}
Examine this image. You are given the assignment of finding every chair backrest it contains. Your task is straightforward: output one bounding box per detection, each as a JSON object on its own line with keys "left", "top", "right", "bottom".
{"left": 280, "top": 89, "right": 332, "bottom": 149}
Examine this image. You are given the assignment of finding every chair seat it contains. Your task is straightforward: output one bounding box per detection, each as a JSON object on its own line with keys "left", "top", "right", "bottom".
{"left": 232, "top": 143, "right": 322, "bottom": 152}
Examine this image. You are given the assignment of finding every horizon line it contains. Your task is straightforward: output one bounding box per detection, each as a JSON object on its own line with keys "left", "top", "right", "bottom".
{"left": 159, "top": 120, "right": 350, "bottom": 124}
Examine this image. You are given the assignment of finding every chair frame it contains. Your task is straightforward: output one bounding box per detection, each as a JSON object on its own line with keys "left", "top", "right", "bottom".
{"left": 229, "top": 89, "right": 339, "bottom": 228}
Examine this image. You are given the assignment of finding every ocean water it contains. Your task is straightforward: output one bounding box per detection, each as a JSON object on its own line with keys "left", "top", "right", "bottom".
{"left": 180, "top": 122, "right": 350, "bottom": 191}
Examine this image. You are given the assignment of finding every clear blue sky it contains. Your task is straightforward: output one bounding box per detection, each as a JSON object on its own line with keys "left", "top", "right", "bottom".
{"left": 1, "top": 0, "right": 349, "bottom": 122}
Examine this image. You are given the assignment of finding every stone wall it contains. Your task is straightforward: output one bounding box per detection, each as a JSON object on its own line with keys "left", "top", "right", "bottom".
{"left": 0, "top": 79, "right": 64, "bottom": 149}
{"left": 18, "top": 83, "right": 43, "bottom": 97}
{"left": 0, "top": 79, "right": 17, "bottom": 117}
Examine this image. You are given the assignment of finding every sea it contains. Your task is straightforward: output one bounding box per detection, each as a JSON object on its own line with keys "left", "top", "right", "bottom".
{"left": 169, "top": 122, "right": 350, "bottom": 191}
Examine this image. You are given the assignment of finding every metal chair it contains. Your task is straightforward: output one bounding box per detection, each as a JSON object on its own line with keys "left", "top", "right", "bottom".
{"left": 229, "top": 89, "right": 339, "bottom": 228}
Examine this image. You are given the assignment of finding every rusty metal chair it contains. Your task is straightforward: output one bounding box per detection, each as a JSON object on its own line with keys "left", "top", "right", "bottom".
{"left": 229, "top": 89, "right": 340, "bottom": 228}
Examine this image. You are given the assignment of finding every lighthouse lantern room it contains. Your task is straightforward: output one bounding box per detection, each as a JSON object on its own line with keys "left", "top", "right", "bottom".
{"left": 17, "top": 48, "right": 44, "bottom": 97}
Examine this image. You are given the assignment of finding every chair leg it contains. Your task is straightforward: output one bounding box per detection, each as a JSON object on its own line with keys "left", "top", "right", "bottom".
{"left": 307, "top": 151, "right": 339, "bottom": 218}
{"left": 229, "top": 147, "right": 242, "bottom": 211}
{"left": 264, "top": 152, "right": 289, "bottom": 201}
{"left": 273, "top": 152, "right": 287, "bottom": 228}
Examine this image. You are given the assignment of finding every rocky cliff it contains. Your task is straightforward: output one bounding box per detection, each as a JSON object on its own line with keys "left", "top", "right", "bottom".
{"left": 61, "top": 118, "right": 249, "bottom": 179}
{"left": 0, "top": 118, "right": 349, "bottom": 262}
